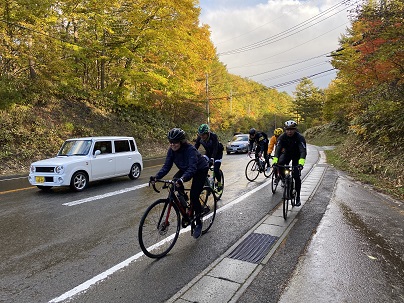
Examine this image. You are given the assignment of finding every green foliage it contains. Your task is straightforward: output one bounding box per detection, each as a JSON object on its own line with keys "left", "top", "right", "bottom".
{"left": 0, "top": 78, "right": 24, "bottom": 109}
{"left": 304, "top": 123, "right": 348, "bottom": 146}
{"left": 293, "top": 78, "right": 325, "bottom": 128}
{"left": 306, "top": 123, "right": 403, "bottom": 200}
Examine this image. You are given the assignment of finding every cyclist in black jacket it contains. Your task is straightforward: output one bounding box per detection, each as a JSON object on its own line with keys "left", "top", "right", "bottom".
{"left": 272, "top": 120, "right": 307, "bottom": 206}
{"left": 150, "top": 128, "right": 208, "bottom": 239}
{"left": 195, "top": 124, "right": 224, "bottom": 191}
{"left": 248, "top": 128, "right": 270, "bottom": 167}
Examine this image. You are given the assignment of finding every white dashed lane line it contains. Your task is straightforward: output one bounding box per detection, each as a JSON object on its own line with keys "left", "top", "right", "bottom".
{"left": 62, "top": 183, "right": 148, "bottom": 206}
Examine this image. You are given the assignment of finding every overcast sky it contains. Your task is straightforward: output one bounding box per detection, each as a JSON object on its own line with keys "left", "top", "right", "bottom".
{"left": 199, "top": 0, "right": 356, "bottom": 95}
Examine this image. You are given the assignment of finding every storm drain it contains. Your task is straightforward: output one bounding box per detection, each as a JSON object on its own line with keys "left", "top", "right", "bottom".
{"left": 228, "top": 233, "right": 278, "bottom": 264}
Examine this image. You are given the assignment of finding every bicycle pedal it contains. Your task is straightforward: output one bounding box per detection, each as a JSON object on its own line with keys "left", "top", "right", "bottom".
{"left": 182, "top": 217, "right": 190, "bottom": 228}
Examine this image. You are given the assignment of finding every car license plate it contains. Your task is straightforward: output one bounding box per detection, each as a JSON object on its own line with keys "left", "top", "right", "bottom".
{"left": 35, "top": 176, "right": 45, "bottom": 183}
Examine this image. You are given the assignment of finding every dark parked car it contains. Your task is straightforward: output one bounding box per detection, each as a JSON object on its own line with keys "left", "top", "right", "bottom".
{"left": 226, "top": 134, "right": 249, "bottom": 154}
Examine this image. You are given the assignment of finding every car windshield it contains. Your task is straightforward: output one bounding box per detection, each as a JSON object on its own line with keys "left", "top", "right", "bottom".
{"left": 233, "top": 135, "right": 248, "bottom": 142}
{"left": 58, "top": 140, "right": 92, "bottom": 156}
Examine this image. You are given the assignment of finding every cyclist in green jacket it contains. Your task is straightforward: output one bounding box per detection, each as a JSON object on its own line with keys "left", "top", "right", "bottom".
{"left": 272, "top": 120, "right": 307, "bottom": 206}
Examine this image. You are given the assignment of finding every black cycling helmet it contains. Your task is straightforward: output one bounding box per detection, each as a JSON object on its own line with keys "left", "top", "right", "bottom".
{"left": 284, "top": 120, "right": 297, "bottom": 129}
{"left": 197, "top": 123, "right": 209, "bottom": 135}
{"left": 167, "top": 128, "right": 186, "bottom": 142}
{"left": 249, "top": 128, "right": 256, "bottom": 135}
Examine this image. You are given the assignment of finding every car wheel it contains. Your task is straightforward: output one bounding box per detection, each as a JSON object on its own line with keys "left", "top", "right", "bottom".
{"left": 129, "top": 163, "right": 141, "bottom": 180}
{"left": 37, "top": 185, "right": 53, "bottom": 191}
{"left": 70, "top": 171, "right": 88, "bottom": 192}
{"left": 226, "top": 151, "right": 230, "bottom": 155}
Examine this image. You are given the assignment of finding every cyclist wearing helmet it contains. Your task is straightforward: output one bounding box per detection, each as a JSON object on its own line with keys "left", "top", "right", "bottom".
{"left": 268, "top": 127, "right": 284, "bottom": 155}
{"left": 248, "top": 127, "right": 270, "bottom": 167}
{"left": 272, "top": 120, "right": 307, "bottom": 206}
{"left": 194, "top": 124, "right": 224, "bottom": 192}
{"left": 150, "top": 127, "right": 209, "bottom": 239}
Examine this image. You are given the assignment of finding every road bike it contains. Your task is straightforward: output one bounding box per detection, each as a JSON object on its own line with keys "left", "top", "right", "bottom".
{"left": 273, "top": 164, "right": 300, "bottom": 220}
{"left": 138, "top": 179, "right": 217, "bottom": 258}
{"left": 245, "top": 154, "right": 273, "bottom": 181}
{"left": 206, "top": 165, "right": 224, "bottom": 200}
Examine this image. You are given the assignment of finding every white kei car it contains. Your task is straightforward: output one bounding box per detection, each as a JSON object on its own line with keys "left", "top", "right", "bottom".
{"left": 28, "top": 136, "right": 143, "bottom": 191}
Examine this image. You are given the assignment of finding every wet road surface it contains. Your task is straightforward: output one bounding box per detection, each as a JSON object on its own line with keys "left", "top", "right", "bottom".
{"left": 238, "top": 168, "right": 404, "bottom": 303}
{"left": 278, "top": 174, "right": 404, "bottom": 303}
{"left": 1, "top": 146, "right": 403, "bottom": 303}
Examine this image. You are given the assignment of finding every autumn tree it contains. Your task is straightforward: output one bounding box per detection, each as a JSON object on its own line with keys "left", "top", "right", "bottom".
{"left": 293, "top": 78, "right": 324, "bottom": 128}
{"left": 327, "top": 0, "right": 404, "bottom": 148}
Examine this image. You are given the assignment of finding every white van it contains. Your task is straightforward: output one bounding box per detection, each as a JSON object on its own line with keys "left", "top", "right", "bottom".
{"left": 28, "top": 136, "right": 143, "bottom": 191}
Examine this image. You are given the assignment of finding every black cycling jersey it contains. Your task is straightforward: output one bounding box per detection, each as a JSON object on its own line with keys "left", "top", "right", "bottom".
{"left": 248, "top": 131, "right": 268, "bottom": 152}
{"left": 274, "top": 132, "right": 307, "bottom": 160}
{"left": 194, "top": 132, "right": 223, "bottom": 160}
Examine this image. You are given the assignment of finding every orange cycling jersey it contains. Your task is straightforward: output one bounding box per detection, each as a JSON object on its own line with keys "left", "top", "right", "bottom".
{"left": 267, "top": 135, "right": 277, "bottom": 154}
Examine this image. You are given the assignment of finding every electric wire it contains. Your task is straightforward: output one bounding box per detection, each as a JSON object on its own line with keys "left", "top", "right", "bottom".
{"left": 218, "top": 0, "right": 352, "bottom": 56}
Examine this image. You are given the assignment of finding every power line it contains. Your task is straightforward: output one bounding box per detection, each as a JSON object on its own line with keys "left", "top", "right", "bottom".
{"left": 268, "top": 68, "right": 336, "bottom": 89}
{"left": 218, "top": 0, "right": 353, "bottom": 56}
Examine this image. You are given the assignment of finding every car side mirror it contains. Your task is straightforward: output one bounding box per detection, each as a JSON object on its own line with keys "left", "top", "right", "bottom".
{"left": 94, "top": 150, "right": 101, "bottom": 157}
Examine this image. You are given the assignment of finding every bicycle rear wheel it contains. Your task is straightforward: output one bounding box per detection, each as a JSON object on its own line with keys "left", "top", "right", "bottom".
{"left": 245, "top": 159, "right": 259, "bottom": 181}
{"left": 263, "top": 163, "right": 272, "bottom": 178}
{"left": 138, "top": 199, "right": 180, "bottom": 258}
{"left": 282, "top": 180, "right": 291, "bottom": 220}
{"left": 215, "top": 169, "right": 224, "bottom": 200}
{"left": 199, "top": 186, "right": 217, "bottom": 234}
{"left": 271, "top": 172, "right": 279, "bottom": 194}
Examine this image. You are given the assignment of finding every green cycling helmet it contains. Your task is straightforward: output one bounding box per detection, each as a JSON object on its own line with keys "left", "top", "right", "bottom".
{"left": 198, "top": 123, "right": 209, "bottom": 135}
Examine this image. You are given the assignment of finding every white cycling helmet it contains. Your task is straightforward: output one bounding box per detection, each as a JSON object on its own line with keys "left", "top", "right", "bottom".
{"left": 284, "top": 120, "right": 297, "bottom": 129}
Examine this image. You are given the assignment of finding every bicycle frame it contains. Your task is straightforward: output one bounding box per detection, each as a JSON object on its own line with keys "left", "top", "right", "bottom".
{"left": 153, "top": 180, "right": 190, "bottom": 221}
{"left": 274, "top": 164, "right": 299, "bottom": 219}
{"left": 138, "top": 179, "right": 217, "bottom": 258}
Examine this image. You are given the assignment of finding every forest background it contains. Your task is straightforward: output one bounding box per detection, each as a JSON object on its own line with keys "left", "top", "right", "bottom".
{"left": 0, "top": 0, "right": 402, "bottom": 199}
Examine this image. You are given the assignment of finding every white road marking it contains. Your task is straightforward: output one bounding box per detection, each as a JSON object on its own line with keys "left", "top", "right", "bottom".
{"left": 62, "top": 183, "right": 149, "bottom": 206}
{"left": 49, "top": 180, "right": 271, "bottom": 302}
{"left": 50, "top": 146, "right": 322, "bottom": 302}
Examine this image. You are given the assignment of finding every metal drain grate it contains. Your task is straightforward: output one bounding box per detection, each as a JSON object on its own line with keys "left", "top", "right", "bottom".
{"left": 228, "top": 233, "right": 278, "bottom": 264}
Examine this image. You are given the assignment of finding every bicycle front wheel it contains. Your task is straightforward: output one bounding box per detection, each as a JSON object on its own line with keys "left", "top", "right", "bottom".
{"left": 282, "top": 179, "right": 291, "bottom": 220}
{"left": 199, "top": 186, "right": 217, "bottom": 234}
{"left": 245, "top": 159, "right": 259, "bottom": 181}
{"left": 138, "top": 199, "right": 180, "bottom": 258}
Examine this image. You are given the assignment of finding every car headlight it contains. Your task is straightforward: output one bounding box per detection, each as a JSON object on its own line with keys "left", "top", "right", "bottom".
{"left": 30, "top": 165, "right": 35, "bottom": 173}
{"left": 55, "top": 165, "right": 64, "bottom": 174}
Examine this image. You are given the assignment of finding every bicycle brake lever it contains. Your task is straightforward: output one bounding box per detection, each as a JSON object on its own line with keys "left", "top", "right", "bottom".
{"left": 151, "top": 181, "right": 160, "bottom": 193}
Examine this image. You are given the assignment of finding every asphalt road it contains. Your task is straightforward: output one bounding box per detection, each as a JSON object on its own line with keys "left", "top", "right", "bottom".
{"left": 1, "top": 145, "right": 402, "bottom": 303}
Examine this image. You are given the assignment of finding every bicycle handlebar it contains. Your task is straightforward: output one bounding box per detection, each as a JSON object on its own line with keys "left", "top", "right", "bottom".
{"left": 272, "top": 164, "right": 302, "bottom": 175}
{"left": 149, "top": 179, "right": 178, "bottom": 193}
